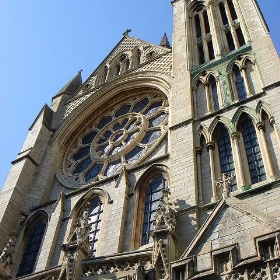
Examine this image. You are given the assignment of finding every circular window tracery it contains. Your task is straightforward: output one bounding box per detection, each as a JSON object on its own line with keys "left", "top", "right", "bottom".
{"left": 58, "top": 93, "right": 168, "bottom": 188}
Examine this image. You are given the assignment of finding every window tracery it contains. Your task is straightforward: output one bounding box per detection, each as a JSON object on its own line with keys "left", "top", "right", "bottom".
{"left": 58, "top": 93, "right": 168, "bottom": 188}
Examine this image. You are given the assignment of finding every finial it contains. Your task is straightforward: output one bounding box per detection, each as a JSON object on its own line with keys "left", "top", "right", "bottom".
{"left": 78, "top": 69, "right": 83, "bottom": 74}
{"left": 123, "top": 29, "right": 132, "bottom": 37}
{"left": 216, "top": 173, "right": 234, "bottom": 199}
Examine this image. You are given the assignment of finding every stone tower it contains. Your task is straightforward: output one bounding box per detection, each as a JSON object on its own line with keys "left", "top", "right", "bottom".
{"left": 0, "top": 0, "right": 280, "bottom": 279}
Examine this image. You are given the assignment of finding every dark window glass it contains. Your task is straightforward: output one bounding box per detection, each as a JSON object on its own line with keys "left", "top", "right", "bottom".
{"left": 226, "top": 32, "right": 235, "bottom": 51}
{"left": 72, "top": 146, "right": 90, "bottom": 161}
{"left": 203, "top": 11, "right": 211, "bottom": 34}
{"left": 88, "top": 199, "right": 103, "bottom": 256}
{"left": 217, "top": 128, "right": 236, "bottom": 190}
{"left": 82, "top": 131, "right": 98, "bottom": 145}
{"left": 16, "top": 220, "right": 46, "bottom": 277}
{"left": 241, "top": 118, "right": 266, "bottom": 184}
{"left": 85, "top": 163, "right": 103, "bottom": 182}
{"left": 141, "top": 176, "right": 167, "bottom": 245}
{"left": 233, "top": 65, "right": 247, "bottom": 101}
{"left": 219, "top": 2, "right": 228, "bottom": 25}
{"left": 209, "top": 76, "right": 219, "bottom": 111}
{"left": 195, "top": 14, "right": 202, "bottom": 38}
{"left": 208, "top": 41, "right": 215, "bottom": 60}
{"left": 228, "top": 0, "right": 238, "bottom": 20}
{"left": 198, "top": 44, "right": 205, "bottom": 64}
{"left": 115, "top": 104, "right": 131, "bottom": 117}
{"left": 236, "top": 27, "right": 245, "bottom": 46}
{"left": 73, "top": 157, "right": 92, "bottom": 174}
{"left": 132, "top": 98, "right": 149, "bottom": 113}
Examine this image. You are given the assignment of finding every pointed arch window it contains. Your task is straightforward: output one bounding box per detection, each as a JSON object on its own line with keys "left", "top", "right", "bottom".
{"left": 233, "top": 65, "right": 247, "bottom": 101}
{"left": 141, "top": 175, "right": 167, "bottom": 245}
{"left": 216, "top": 127, "right": 236, "bottom": 190}
{"left": 240, "top": 117, "right": 266, "bottom": 184}
{"left": 88, "top": 198, "right": 103, "bottom": 256}
{"left": 218, "top": 0, "right": 246, "bottom": 52}
{"left": 16, "top": 219, "right": 47, "bottom": 277}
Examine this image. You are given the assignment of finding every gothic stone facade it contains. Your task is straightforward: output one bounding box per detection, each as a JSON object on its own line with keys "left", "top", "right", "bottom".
{"left": 1, "top": 0, "right": 280, "bottom": 279}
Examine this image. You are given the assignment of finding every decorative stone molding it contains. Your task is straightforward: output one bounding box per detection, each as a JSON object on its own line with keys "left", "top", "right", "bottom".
{"left": 0, "top": 231, "right": 16, "bottom": 279}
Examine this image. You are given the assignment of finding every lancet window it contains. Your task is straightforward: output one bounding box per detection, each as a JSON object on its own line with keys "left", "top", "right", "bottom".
{"left": 141, "top": 175, "right": 167, "bottom": 245}
{"left": 192, "top": 6, "right": 215, "bottom": 65}
{"left": 16, "top": 217, "right": 47, "bottom": 277}
{"left": 229, "top": 57, "right": 261, "bottom": 102}
{"left": 239, "top": 116, "right": 266, "bottom": 184}
{"left": 218, "top": 0, "right": 246, "bottom": 52}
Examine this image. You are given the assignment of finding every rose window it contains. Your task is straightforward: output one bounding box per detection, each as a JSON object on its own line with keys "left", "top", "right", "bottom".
{"left": 59, "top": 94, "right": 168, "bottom": 187}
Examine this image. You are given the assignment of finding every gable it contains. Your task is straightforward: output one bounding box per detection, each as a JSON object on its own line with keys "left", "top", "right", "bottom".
{"left": 71, "top": 36, "right": 172, "bottom": 100}
{"left": 180, "top": 196, "right": 280, "bottom": 271}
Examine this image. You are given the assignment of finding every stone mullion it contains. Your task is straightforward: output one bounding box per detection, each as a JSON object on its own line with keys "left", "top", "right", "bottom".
{"left": 216, "top": 1, "right": 229, "bottom": 54}
{"left": 216, "top": 77, "right": 224, "bottom": 108}
{"left": 240, "top": 66, "right": 251, "bottom": 97}
{"left": 224, "top": 0, "right": 239, "bottom": 49}
{"left": 231, "top": 132, "right": 245, "bottom": 188}
{"left": 199, "top": 12, "right": 209, "bottom": 62}
{"left": 207, "top": 1, "right": 222, "bottom": 58}
{"left": 196, "top": 147, "right": 204, "bottom": 205}
{"left": 256, "top": 122, "right": 274, "bottom": 180}
{"left": 207, "top": 142, "right": 218, "bottom": 202}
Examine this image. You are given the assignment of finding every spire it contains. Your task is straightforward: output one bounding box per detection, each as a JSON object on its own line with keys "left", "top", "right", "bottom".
{"left": 55, "top": 70, "right": 83, "bottom": 96}
{"left": 160, "top": 33, "right": 171, "bottom": 48}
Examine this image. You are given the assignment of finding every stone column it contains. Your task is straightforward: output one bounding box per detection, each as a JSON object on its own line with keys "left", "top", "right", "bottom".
{"left": 207, "top": 142, "right": 218, "bottom": 202}
{"left": 240, "top": 66, "right": 251, "bottom": 96}
{"left": 231, "top": 132, "right": 245, "bottom": 188}
{"left": 207, "top": 0, "right": 222, "bottom": 58}
{"left": 196, "top": 147, "right": 204, "bottom": 205}
{"left": 256, "top": 122, "right": 274, "bottom": 180}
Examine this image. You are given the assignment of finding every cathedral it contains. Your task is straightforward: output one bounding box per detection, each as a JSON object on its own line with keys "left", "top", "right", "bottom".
{"left": 1, "top": 0, "right": 280, "bottom": 279}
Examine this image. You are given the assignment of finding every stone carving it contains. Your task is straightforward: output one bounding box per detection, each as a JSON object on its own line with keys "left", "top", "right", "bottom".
{"left": 0, "top": 231, "right": 16, "bottom": 277}
{"left": 216, "top": 173, "right": 234, "bottom": 199}
{"left": 153, "top": 188, "right": 176, "bottom": 231}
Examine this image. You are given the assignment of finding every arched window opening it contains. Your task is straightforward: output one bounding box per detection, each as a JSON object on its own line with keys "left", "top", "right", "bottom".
{"left": 228, "top": 0, "right": 238, "bottom": 21}
{"left": 233, "top": 65, "right": 247, "bottom": 101}
{"left": 240, "top": 117, "right": 266, "bottom": 184}
{"left": 141, "top": 175, "right": 167, "bottom": 245}
{"left": 114, "top": 63, "right": 121, "bottom": 77}
{"left": 136, "top": 49, "right": 141, "bottom": 66}
{"left": 195, "top": 80, "right": 208, "bottom": 118}
{"left": 209, "top": 76, "right": 219, "bottom": 111}
{"left": 88, "top": 198, "right": 103, "bottom": 256}
{"left": 219, "top": 2, "right": 228, "bottom": 25}
{"left": 16, "top": 219, "right": 46, "bottom": 277}
{"left": 216, "top": 126, "right": 236, "bottom": 190}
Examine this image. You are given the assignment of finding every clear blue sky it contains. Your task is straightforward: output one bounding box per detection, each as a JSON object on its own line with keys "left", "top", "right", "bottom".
{"left": 0, "top": 0, "right": 279, "bottom": 188}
